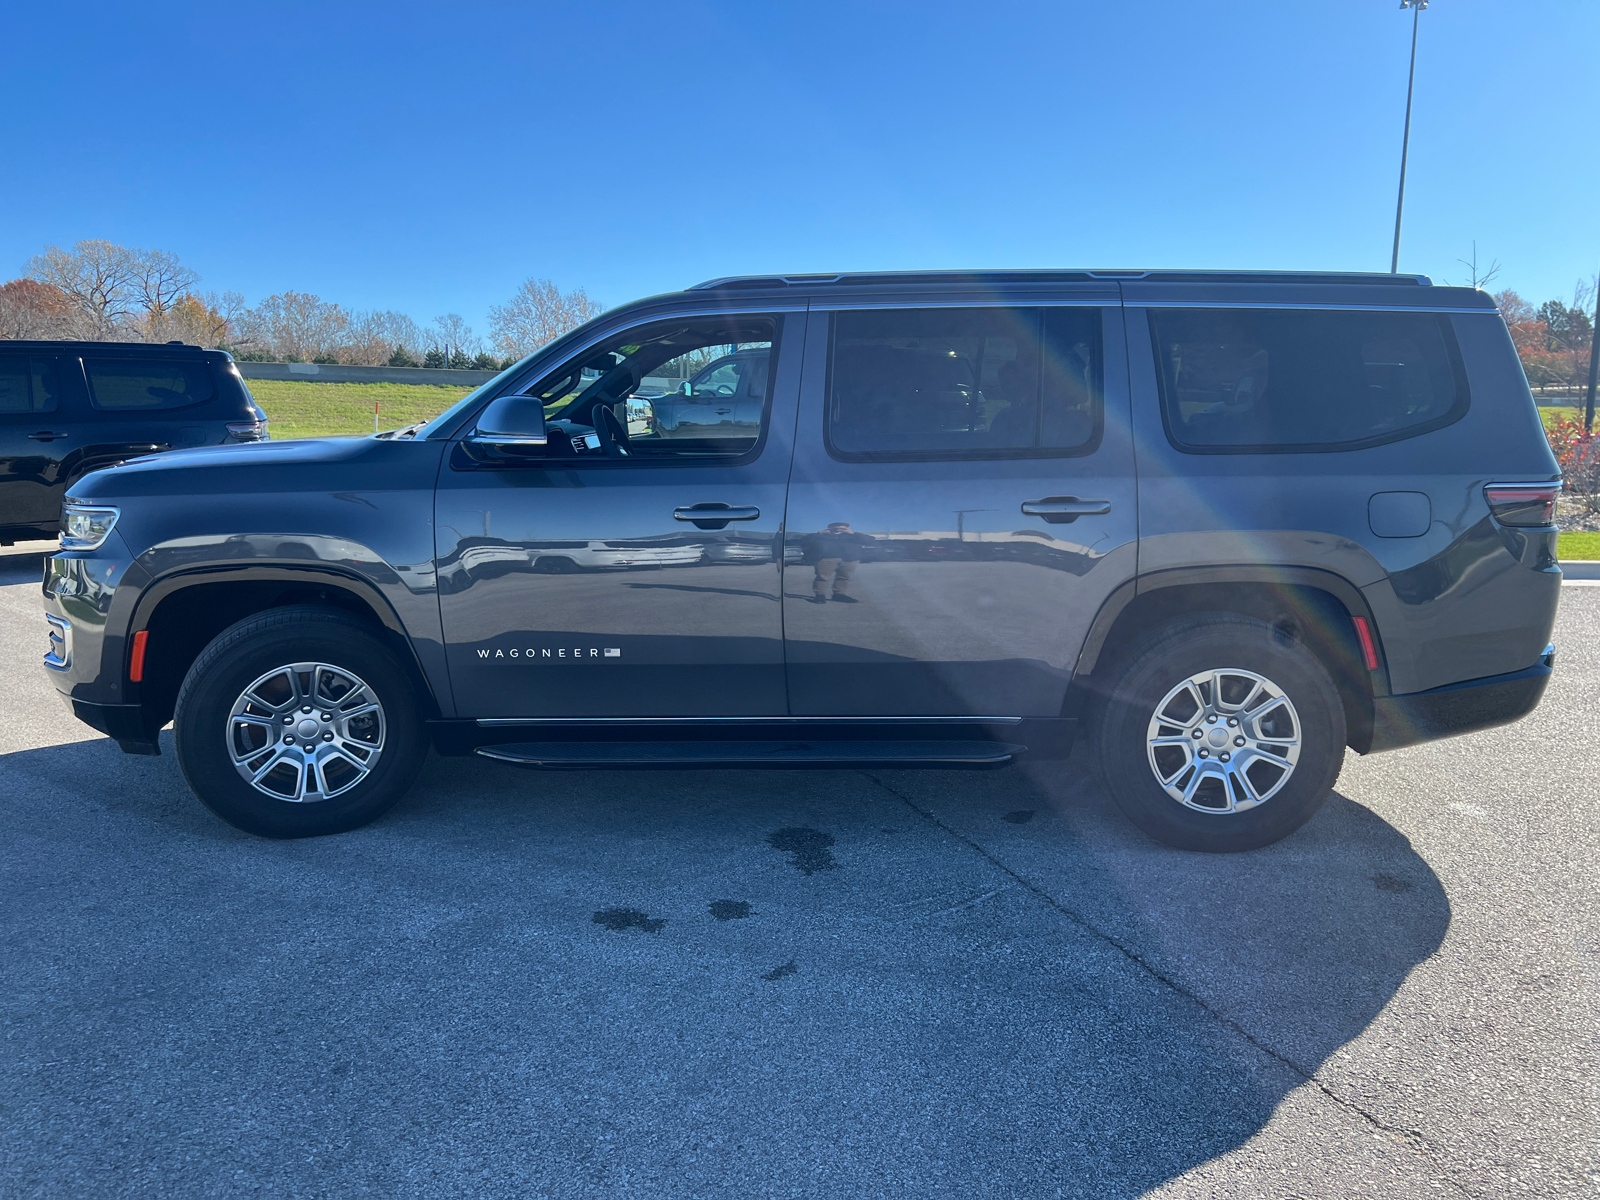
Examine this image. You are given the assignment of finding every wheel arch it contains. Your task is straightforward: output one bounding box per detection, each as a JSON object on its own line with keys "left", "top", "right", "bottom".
{"left": 127, "top": 566, "right": 442, "bottom": 738}
{"left": 1070, "top": 566, "right": 1387, "bottom": 754}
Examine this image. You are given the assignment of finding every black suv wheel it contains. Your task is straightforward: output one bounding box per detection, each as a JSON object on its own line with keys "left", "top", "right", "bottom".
{"left": 173, "top": 606, "right": 426, "bottom": 838}
{"left": 1088, "top": 614, "right": 1346, "bottom": 852}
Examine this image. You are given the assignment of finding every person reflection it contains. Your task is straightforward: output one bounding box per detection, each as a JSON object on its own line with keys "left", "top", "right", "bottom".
{"left": 804, "top": 521, "right": 875, "bottom": 604}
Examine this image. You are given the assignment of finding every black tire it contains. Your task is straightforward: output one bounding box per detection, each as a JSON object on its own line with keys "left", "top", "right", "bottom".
{"left": 173, "top": 606, "right": 427, "bottom": 838}
{"left": 1087, "top": 614, "right": 1346, "bottom": 853}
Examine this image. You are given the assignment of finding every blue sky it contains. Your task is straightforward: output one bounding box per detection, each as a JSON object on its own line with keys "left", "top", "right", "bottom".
{"left": 3, "top": 1, "right": 1596, "bottom": 332}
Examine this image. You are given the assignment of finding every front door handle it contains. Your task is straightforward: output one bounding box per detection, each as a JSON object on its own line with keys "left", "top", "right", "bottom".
{"left": 674, "top": 503, "right": 761, "bottom": 531}
{"left": 1021, "top": 496, "right": 1112, "bottom": 524}
{"left": 29, "top": 431, "right": 68, "bottom": 441}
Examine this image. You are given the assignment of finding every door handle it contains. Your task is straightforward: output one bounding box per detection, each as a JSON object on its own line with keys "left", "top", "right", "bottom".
{"left": 1021, "top": 496, "right": 1112, "bottom": 524}
{"left": 674, "top": 503, "right": 761, "bottom": 530}
{"left": 29, "top": 431, "right": 68, "bottom": 441}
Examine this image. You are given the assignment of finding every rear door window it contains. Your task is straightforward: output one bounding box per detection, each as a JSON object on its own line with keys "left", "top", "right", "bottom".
{"left": 0, "top": 357, "right": 63, "bottom": 414}
{"left": 85, "top": 358, "right": 215, "bottom": 413}
{"left": 1149, "top": 308, "right": 1468, "bottom": 452}
{"left": 825, "top": 306, "right": 1104, "bottom": 460}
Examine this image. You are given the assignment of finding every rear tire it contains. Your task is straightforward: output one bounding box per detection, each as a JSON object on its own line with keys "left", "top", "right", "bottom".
{"left": 1087, "top": 614, "right": 1346, "bottom": 852}
{"left": 173, "top": 606, "right": 426, "bottom": 838}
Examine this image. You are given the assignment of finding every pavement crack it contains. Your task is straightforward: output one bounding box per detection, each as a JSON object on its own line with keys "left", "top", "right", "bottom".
{"left": 859, "top": 770, "right": 1474, "bottom": 1198}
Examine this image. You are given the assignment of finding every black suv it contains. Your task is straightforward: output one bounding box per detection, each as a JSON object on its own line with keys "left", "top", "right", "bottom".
{"left": 1, "top": 341, "right": 266, "bottom": 544}
{"left": 40, "top": 271, "right": 1560, "bottom": 851}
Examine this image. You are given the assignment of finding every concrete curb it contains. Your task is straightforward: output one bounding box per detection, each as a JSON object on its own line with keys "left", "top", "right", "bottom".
{"left": 1559, "top": 560, "right": 1600, "bottom": 581}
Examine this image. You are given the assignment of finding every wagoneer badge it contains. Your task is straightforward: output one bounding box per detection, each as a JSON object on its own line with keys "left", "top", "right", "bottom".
{"left": 477, "top": 646, "right": 622, "bottom": 660}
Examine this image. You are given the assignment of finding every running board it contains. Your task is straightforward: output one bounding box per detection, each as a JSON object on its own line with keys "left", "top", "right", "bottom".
{"left": 475, "top": 739, "right": 1026, "bottom": 770}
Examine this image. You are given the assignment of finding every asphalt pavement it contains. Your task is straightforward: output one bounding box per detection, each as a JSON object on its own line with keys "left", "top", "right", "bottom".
{"left": 1, "top": 540, "right": 1595, "bottom": 1198}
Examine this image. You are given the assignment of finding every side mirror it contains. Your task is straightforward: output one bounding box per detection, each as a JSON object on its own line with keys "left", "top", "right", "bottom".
{"left": 677, "top": 381, "right": 691, "bottom": 396}
{"left": 469, "top": 395, "right": 548, "bottom": 447}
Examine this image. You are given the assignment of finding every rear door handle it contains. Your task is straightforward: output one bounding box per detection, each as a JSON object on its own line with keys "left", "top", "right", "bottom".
{"left": 28, "top": 431, "right": 68, "bottom": 441}
{"left": 1021, "top": 496, "right": 1112, "bottom": 524}
{"left": 675, "top": 503, "right": 761, "bottom": 530}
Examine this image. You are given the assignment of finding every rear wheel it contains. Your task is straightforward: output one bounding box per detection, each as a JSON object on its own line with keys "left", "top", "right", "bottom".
{"left": 1087, "top": 614, "right": 1346, "bottom": 852}
{"left": 173, "top": 607, "right": 426, "bottom": 838}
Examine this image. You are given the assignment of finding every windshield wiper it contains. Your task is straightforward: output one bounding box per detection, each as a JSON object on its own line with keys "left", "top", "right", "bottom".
{"left": 375, "top": 421, "right": 429, "bottom": 441}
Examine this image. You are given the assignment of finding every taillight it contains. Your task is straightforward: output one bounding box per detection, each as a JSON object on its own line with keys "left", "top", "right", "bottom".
{"left": 1484, "top": 481, "right": 1558, "bottom": 528}
{"left": 226, "top": 420, "right": 268, "bottom": 442}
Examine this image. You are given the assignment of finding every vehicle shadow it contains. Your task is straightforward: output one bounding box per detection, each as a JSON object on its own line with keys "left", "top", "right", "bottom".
{"left": 0, "top": 736, "right": 1448, "bottom": 1197}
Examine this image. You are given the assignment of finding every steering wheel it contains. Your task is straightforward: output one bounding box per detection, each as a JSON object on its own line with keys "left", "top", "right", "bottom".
{"left": 594, "top": 404, "right": 631, "bottom": 457}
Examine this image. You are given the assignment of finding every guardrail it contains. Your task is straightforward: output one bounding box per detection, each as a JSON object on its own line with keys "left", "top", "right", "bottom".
{"left": 236, "top": 362, "right": 498, "bottom": 386}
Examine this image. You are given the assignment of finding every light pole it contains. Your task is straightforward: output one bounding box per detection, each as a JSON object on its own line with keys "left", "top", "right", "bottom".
{"left": 1390, "top": 0, "right": 1428, "bottom": 274}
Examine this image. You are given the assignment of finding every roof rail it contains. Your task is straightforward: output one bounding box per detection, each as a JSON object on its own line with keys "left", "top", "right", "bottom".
{"left": 689, "top": 269, "right": 1434, "bottom": 290}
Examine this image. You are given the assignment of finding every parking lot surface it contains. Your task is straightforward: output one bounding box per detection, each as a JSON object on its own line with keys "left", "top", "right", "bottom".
{"left": 2, "top": 541, "right": 1596, "bottom": 1198}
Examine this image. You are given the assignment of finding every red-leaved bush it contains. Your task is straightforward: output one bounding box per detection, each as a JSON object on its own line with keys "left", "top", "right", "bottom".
{"left": 1546, "top": 412, "right": 1600, "bottom": 514}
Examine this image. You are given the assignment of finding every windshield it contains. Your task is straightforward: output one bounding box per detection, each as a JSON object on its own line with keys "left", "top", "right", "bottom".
{"left": 417, "top": 356, "right": 534, "bottom": 440}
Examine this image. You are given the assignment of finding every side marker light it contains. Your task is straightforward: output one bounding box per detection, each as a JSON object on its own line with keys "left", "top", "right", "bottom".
{"left": 1351, "top": 616, "right": 1379, "bottom": 672}
{"left": 129, "top": 630, "right": 149, "bottom": 682}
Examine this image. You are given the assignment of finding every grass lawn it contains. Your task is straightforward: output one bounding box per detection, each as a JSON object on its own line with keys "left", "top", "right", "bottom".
{"left": 1540, "top": 406, "right": 1578, "bottom": 430}
{"left": 246, "top": 380, "right": 474, "bottom": 440}
{"left": 1558, "top": 531, "right": 1600, "bottom": 560}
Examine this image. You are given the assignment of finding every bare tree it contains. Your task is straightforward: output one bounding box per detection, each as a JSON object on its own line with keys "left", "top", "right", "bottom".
{"left": 130, "top": 248, "right": 199, "bottom": 320}
{"left": 488, "top": 279, "right": 603, "bottom": 358}
{"left": 1452, "top": 242, "right": 1501, "bottom": 291}
{"left": 237, "top": 292, "right": 350, "bottom": 361}
{"left": 342, "top": 309, "right": 425, "bottom": 366}
{"left": 428, "top": 313, "right": 482, "bottom": 356}
{"left": 26, "top": 240, "right": 140, "bottom": 336}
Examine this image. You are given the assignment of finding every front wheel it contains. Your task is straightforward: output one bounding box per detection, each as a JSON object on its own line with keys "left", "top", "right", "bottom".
{"left": 173, "top": 606, "right": 427, "bottom": 838}
{"left": 1087, "top": 614, "right": 1347, "bottom": 852}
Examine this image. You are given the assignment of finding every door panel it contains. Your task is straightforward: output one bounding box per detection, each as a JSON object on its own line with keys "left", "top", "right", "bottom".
{"left": 0, "top": 353, "right": 79, "bottom": 534}
{"left": 782, "top": 302, "right": 1136, "bottom": 716}
{"left": 436, "top": 311, "right": 803, "bottom": 718}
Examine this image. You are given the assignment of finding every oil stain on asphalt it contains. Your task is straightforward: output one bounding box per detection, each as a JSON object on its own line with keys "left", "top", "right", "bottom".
{"left": 761, "top": 960, "right": 798, "bottom": 982}
{"left": 767, "top": 828, "right": 837, "bottom": 875}
{"left": 1002, "top": 810, "right": 1035, "bottom": 824}
{"left": 709, "top": 900, "right": 751, "bottom": 921}
{"left": 593, "top": 908, "right": 667, "bottom": 933}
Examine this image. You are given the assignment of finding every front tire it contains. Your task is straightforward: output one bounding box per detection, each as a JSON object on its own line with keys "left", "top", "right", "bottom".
{"left": 1087, "top": 614, "right": 1346, "bottom": 852}
{"left": 173, "top": 607, "right": 427, "bottom": 838}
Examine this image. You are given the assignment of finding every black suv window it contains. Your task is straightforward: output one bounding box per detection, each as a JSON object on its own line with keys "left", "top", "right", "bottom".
{"left": 826, "top": 306, "right": 1103, "bottom": 460}
{"left": 1150, "top": 308, "right": 1468, "bottom": 453}
{"left": 0, "top": 357, "right": 62, "bottom": 414}
{"left": 84, "top": 357, "right": 216, "bottom": 412}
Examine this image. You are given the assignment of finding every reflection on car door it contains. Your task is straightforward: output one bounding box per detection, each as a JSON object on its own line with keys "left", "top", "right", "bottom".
{"left": 436, "top": 311, "right": 804, "bottom": 718}
{"left": 781, "top": 296, "right": 1136, "bottom": 716}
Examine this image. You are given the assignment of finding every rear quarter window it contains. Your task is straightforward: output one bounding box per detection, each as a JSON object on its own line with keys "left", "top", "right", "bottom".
{"left": 1150, "top": 308, "right": 1468, "bottom": 453}
{"left": 85, "top": 358, "right": 216, "bottom": 412}
{"left": 0, "top": 356, "right": 62, "bottom": 414}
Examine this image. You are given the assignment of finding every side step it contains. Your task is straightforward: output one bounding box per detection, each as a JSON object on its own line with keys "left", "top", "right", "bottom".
{"left": 475, "top": 739, "right": 1026, "bottom": 770}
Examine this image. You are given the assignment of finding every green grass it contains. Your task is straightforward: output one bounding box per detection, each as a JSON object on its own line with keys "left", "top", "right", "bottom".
{"left": 245, "top": 380, "right": 474, "bottom": 439}
{"left": 1558, "top": 532, "right": 1600, "bottom": 560}
{"left": 1540, "top": 406, "right": 1577, "bottom": 430}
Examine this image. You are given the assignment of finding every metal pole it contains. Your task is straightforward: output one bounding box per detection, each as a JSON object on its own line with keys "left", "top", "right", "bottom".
{"left": 1390, "top": 3, "right": 1424, "bottom": 274}
{"left": 1584, "top": 274, "right": 1600, "bottom": 432}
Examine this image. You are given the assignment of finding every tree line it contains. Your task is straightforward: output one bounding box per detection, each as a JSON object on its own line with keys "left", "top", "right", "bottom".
{"left": 1494, "top": 282, "right": 1595, "bottom": 391}
{"left": 0, "top": 240, "right": 604, "bottom": 370}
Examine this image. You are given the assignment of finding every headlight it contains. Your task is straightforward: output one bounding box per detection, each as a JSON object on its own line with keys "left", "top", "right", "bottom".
{"left": 60, "top": 503, "right": 121, "bottom": 551}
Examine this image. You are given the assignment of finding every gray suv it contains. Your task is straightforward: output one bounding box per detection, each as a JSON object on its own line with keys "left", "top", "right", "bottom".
{"left": 40, "top": 270, "right": 1560, "bottom": 851}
